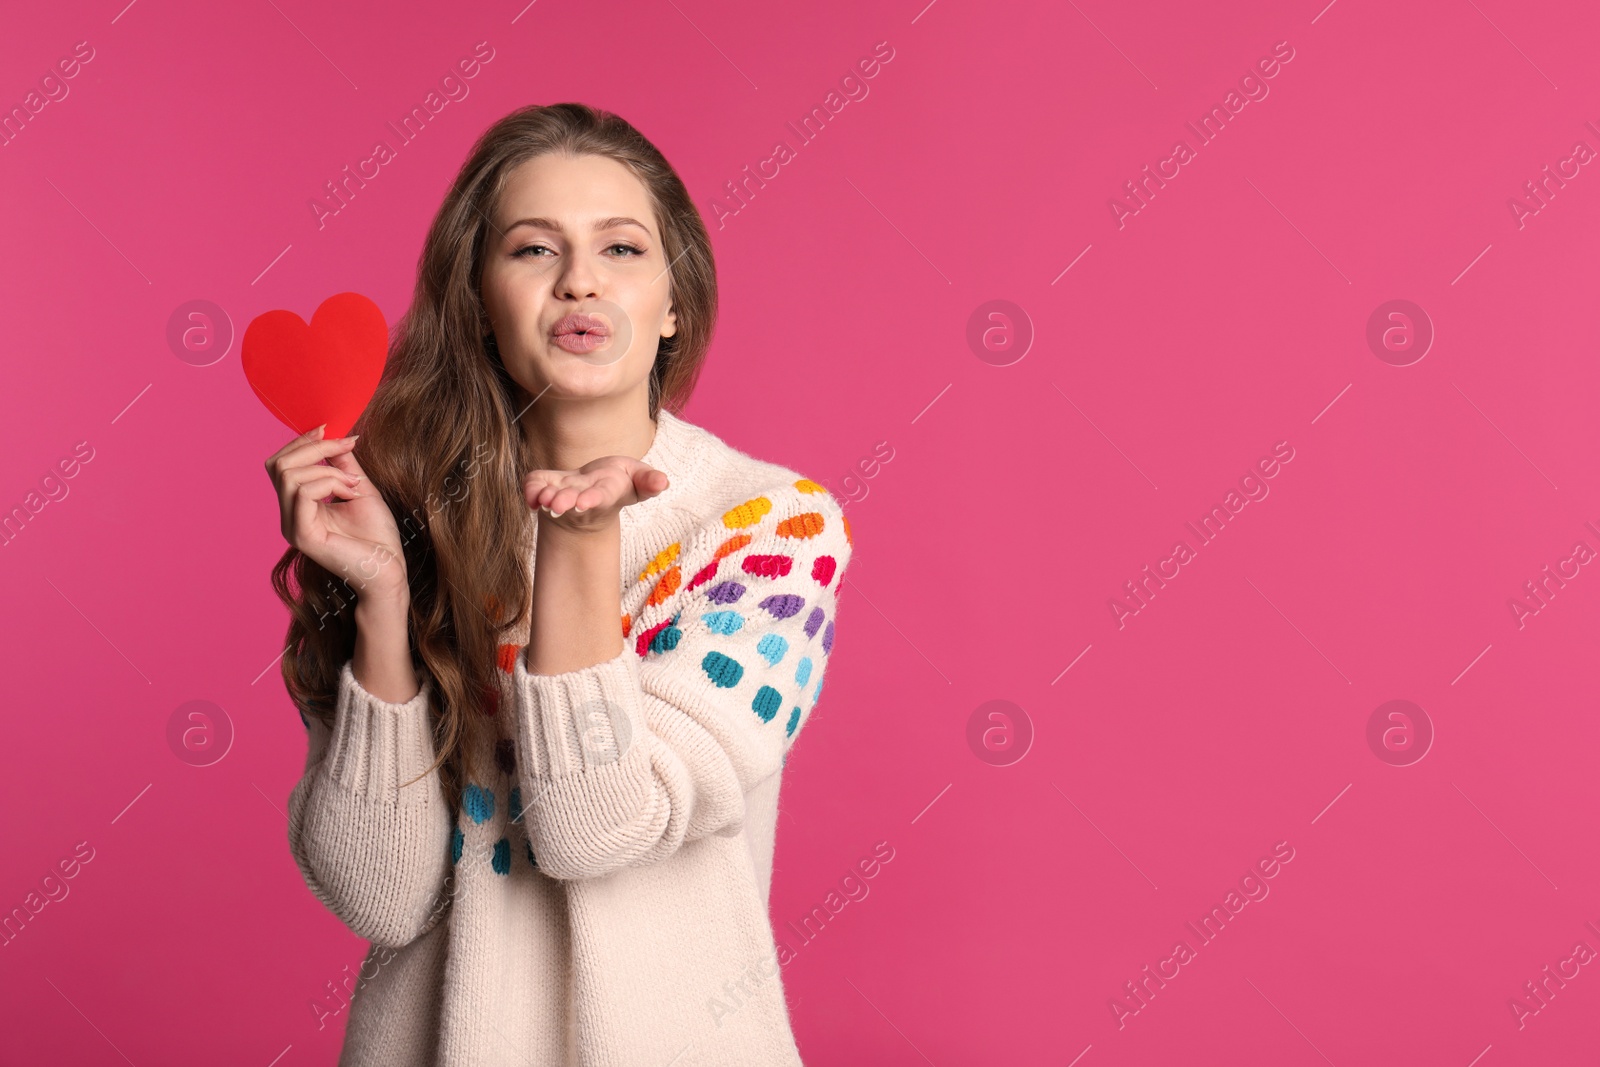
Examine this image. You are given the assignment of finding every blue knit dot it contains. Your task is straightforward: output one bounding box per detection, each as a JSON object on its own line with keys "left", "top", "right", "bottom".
{"left": 464, "top": 784, "right": 494, "bottom": 824}
{"left": 795, "top": 657, "right": 813, "bottom": 687}
{"left": 526, "top": 840, "right": 538, "bottom": 868}
{"left": 492, "top": 837, "right": 511, "bottom": 875}
{"left": 451, "top": 827, "right": 463, "bottom": 865}
{"left": 757, "top": 633, "right": 788, "bottom": 666}
{"left": 815, "top": 672, "right": 825, "bottom": 701}
{"left": 702, "top": 650, "right": 744, "bottom": 688}
{"left": 509, "top": 786, "right": 524, "bottom": 823}
{"left": 786, "top": 706, "right": 801, "bottom": 737}
{"left": 703, "top": 610, "right": 745, "bottom": 635}
{"left": 752, "top": 685, "right": 782, "bottom": 722}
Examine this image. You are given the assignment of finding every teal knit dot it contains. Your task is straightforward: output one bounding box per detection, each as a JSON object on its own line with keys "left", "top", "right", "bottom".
{"left": 526, "top": 840, "right": 538, "bottom": 868}
{"left": 786, "top": 706, "right": 801, "bottom": 737}
{"left": 752, "top": 685, "right": 782, "bottom": 723}
{"left": 702, "top": 650, "right": 744, "bottom": 688}
{"left": 451, "top": 827, "right": 463, "bottom": 864}
{"left": 464, "top": 784, "right": 494, "bottom": 824}
{"left": 509, "top": 786, "right": 524, "bottom": 823}
{"left": 703, "top": 610, "right": 745, "bottom": 635}
{"left": 492, "top": 838, "right": 511, "bottom": 875}
{"left": 649, "top": 622, "right": 682, "bottom": 654}
{"left": 795, "top": 657, "right": 813, "bottom": 687}
{"left": 757, "top": 633, "right": 788, "bottom": 666}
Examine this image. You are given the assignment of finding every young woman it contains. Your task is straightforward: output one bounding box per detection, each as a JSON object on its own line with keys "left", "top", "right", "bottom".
{"left": 267, "top": 103, "right": 853, "bottom": 1066}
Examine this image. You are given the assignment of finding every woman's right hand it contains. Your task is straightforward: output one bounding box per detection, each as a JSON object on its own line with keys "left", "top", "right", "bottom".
{"left": 265, "top": 425, "right": 408, "bottom": 602}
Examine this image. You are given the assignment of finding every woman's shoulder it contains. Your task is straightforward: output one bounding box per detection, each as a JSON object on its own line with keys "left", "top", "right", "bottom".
{"left": 664, "top": 410, "right": 847, "bottom": 533}
{"left": 665, "top": 409, "right": 844, "bottom": 518}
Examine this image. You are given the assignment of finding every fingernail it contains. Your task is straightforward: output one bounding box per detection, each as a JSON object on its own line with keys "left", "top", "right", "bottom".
{"left": 312, "top": 424, "right": 326, "bottom": 438}
{"left": 347, "top": 434, "right": 360, "bottom": 444}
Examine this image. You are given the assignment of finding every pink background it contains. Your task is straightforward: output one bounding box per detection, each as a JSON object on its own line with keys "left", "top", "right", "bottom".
{"left": 2, "top": 0, "right": 1597, "bottom": 1063}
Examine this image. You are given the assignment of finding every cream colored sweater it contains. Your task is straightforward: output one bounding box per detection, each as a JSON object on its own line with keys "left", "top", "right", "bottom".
{"left": 286, "top": 408, "right": 853, "bottom": 1066}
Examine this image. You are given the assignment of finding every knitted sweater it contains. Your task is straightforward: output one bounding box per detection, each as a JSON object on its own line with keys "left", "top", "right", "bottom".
{"left": 286, "top": 407, "right": 853, "bottom": 1067}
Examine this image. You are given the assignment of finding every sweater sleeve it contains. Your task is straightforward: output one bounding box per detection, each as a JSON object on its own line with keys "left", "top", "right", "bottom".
{"left": 510, "top": 479, "right": 853, "bottom": 881}
{"left": 286, "top": 661, "right": 455, "bottom": 948}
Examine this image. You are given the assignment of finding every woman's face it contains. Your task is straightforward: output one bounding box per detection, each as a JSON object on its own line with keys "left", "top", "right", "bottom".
{"left": 479, "top": 152, "right": 677, "bottom": 406}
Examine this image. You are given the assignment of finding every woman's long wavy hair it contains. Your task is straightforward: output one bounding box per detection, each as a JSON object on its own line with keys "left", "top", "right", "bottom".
{"left": 272, "top": 102, "right": 718, "bottom": 818}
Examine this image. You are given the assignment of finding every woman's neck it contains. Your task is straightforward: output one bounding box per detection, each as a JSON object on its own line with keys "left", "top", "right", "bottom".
{"left": 517, "top": 391, "right": 657, "bottom": 473}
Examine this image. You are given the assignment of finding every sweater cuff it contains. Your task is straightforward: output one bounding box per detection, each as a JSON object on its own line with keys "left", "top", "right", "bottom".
{"left": 512, "top": 643, "right": 644, "bottom": 778}
{"left": 326, "top": 660, "right": 440, "bottom": 803}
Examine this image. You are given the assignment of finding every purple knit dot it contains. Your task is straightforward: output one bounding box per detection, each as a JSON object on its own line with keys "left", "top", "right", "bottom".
{"left": 706, "top": 581, "right": 746, "bottom": 605}
{"left": 822, "top": 620, "right": 835, "bottom": 654}
{"left": 760, "top": 594, "right": 805, "bottom": 620}
{"left": 803, "top": 607, "right": 824, "bottom": 638}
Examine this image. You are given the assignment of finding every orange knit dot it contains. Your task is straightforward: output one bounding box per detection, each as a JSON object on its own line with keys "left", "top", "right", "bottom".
{"left": 621, "top": 612, "right": 632, "bottom": 638}
{"left": 485, "top": 593, "right": 504, "bottom": 623}
{"left": 842, "top": 514, "right": 853, "bottom": 545}
{"left": 776, "top": 512, "right": 825, "bottom": 539}
{"left": 714, "top": 533, "right": 752, "bottom": 560}
{"left": 646, "top": 565, "right": 681, "bottom": 607}
{"left": 496, "top": 643, "right": 521, "bottom": 674}
{"left": 794, "top": 478, "right": 827, "bottom": 494}
{"left": 723, "top": 496, "right": 772, "bottom": 529}
{"left": 639, "top": 542, "right": 681, "bottom": 582}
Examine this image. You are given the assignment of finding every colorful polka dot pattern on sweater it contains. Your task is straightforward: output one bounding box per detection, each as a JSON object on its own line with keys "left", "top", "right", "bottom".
{"left": 452, "top": 785, "right": 539, "bottom": 872}
{"left": 628, "top": 482, "right": 846, "bottom": 744}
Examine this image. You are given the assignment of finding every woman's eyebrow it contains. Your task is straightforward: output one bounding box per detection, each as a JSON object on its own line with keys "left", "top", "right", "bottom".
{"left": 505, "top": 216, "right": 653, "bottom": 236}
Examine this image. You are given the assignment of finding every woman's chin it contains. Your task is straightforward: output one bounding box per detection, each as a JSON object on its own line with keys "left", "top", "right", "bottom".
{"left": 536, "top": 364, "right": 634, "bottom": 400}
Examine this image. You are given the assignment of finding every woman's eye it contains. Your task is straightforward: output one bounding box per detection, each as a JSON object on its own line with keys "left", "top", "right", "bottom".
{"left": 512, "top": 243, "right": 645, "bottom": 259}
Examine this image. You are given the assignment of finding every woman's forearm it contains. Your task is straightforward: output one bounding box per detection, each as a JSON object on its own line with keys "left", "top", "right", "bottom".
{"left": 527, "top": 516, "right": 625, "bottom": 676}
{"left": 352, "top": 589, "right": 420, "bottom": 704}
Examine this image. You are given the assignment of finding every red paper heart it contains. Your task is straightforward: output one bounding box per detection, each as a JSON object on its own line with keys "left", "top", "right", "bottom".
{"left": 241, "top": 292, "right": 388, "bottom": 439}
